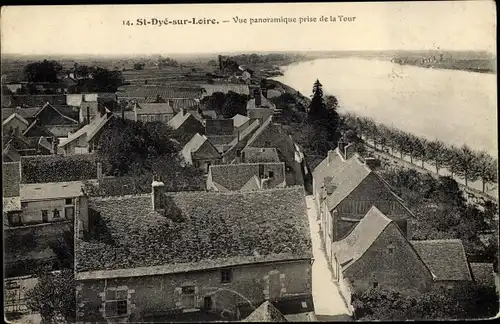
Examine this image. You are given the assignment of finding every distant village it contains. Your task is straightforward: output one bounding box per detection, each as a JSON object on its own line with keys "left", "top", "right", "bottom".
{"left": 2, "top": 53, "right": 498, "bottom": 323}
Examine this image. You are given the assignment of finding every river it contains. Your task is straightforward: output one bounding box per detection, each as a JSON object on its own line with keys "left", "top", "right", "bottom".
{"left": 273, "top": 58, "right": 497, "bottom": 158}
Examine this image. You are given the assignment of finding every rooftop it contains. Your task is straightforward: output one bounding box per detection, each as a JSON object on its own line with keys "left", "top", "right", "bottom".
{"left": 20, "top": 181, "right": 85, "bottom": 201}
{"left": 243, "top": 147, "right": 281, "bottom": 163}
{"left": 117, "top": 86, "right": 203, "bottom": 100}
{"left": 76, "top": 187, "right": 311, "bottom": 275}
{"left": 410, "top": 239, "right": 472, "bottom": 281}
{"left": 332, "top": 206, "right": 393, "bottom": 269}
{"left": 209, "top": 162, "right": 286, "bottom": 191}
{"left": 59, "top": 112, "right": 113, "bottom": 147}
{"left": 201, "top": 84, "right": 250, "bottom": 97}
{"left": 243, "top": 301, "right": 288, "bottom": 322}
{"left": 233, "top": 114, "right": 251, "bottom": 128}
{"left": 167, "top": 111, "right": 197, "bottom": 130}
{"left": 469, "top": 262, "right": 495, "bottom": 287}
{"left": 136, "top": 103, "right": 174, "bottom": 115}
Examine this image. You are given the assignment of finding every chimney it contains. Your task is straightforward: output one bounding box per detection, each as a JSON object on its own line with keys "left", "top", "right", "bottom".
{"left": 344, "top": 143, "right": 357, "bottom": 160}
{"left": 86, "top": 105, "right": 90, "bottom": 125}
{"left": 325, "top": 183, "right": 337, "bottom": 195}
{"left": 98, "top": 103, "right": 106, "bottom": 117}
{"left": 96, "top": 162, "right": 103, "bottom": 180}
{"left": 156, "top": 94, "right": 161, "bottom": 103}
{"left": 152, "top": 178, "right": 165, "bottom": 212}
{"left": 241, "top": 150, "right": 245, "bottom": 162}
{"left": 182, "top": 108, "right": 187, "bottom": 116}
{"left": 258, "top": 164, "right": 264, "bottom": 179}
{"left": 262, "top": 88, "right": 268, "bottom": 99}
{"left": 254, "top": 88, "right": 261, "bottom": 107}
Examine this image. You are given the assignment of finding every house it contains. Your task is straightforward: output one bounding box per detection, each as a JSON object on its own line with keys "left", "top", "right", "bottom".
{"left": 244, "top": 116, "right": 305, "bottom": 186}
{"left": 233, "top": 114, "right": 251, "bottom": 135}
{"left": 331, "top": 206, "right": 435, "bottom": 300}
{"left": 2, "top": 113, "right": 30, "bottom": 136}
{"left": 247, "top": 89, "right": 277, "bottom": 124}
{"left": 133, "top": 102, "right": 175, "bottom": 123}
{"left": 221, "top": 120, "right": 263, "bottom": 164}
{"left": 410, "top": 239, "right": 473, "bottom": 290}
{"left": 204, "top": 135, "right": 236, "bottom": 154}
{"left": 207, "top": 163, "right": 286, "bottom": 192}
{"left": 239, "top": 295, "right": 316, "bottom": 322}
{"left": 3, "top": 162, "right": 22, "bottom": 225}
{"left": 181, "top": 133, "right": 222, "bottom": 173}
{"left": 167, "top": 109, "right": 204, "bottom": 135}
{"left": 75, "top": 186, "right": 312, "bottom": 322}
{"left": 16, "top": 180, "right": 85, "bottom": 226}
{"left": 1, "top": 107, "right": 41, "bottom": 122}
{"left": 30, "top": 102, "right": 80, "bottom": 138}
{"left": 22, "top": 119, "right": 57, "bottom": 139}
{"left": 58, "top": 111, "right": 114, "bottom": 154}
{"left": 204, "top": 118, "right": 234, "bottom": 136}
{"left": 201, "top": 84, "right": 250, "bottom": 98}
{"left": 117, "top": 86, "right": 204, "bottom": 102}
{"left": 79, "top": 101, "right": 99, "bottom": 124}
{"left": 312, "top": 142, "right": 414, "bottom": 255}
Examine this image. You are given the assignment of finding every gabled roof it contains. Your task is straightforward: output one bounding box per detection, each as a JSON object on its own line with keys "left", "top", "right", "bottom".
{"left": 332, "top": 206, "right": 393, "bottom": 269}
{"left": 324, "top": 157, "right": 372, "bottom": 211}
{"left": 33, "top": 102, "right": 79, "bottom": 124}
{"left": 209, "top": 162, "right": 285, "bottom": 191}
{"left": 243, "top": 301, "right": 288, "bottom": 322}
{"left": 243, "top": 147, "right": 280, "bottom": 163}
{"left": 411, "top": 239, "right": 473, "bottom": 281}
{"left": 205, "top": 118, "right": 234, "bottom": 136}
{"left": 245, "top": 116, "right": 274, "bottom": 148}
{"left": 3, "top": 161, "right": 21, "bottom": 197}
{"left": 136, "top": 103, "right": 174, "bottom": 115}
{"left": 2, "top": 113, "right": 29, "bottom": 127}
{"left": 167, "top": 111, "right": 195, "bottom": 130}
{"left": 3, "top": 196, "right": 21, "bottom": 213}
{"left": 469, "top": 263, "right": 495, "bottom": 286}
{"left": 59, "top": 113, "right": 113, "bottom": 147}
{"left": 1, "top": 107, "right": 41, "bottom": 121}
{"left": 22, "top": 119, "right": 56, "bottom": 138}
{"left": 240, "top": 175, "right": 262, "bottom": 192}
{"left": 20, "top": 181, "right": 85, "bottom": 201}
{"left": 76, "top": 186, "right": 311, "bottom": 274}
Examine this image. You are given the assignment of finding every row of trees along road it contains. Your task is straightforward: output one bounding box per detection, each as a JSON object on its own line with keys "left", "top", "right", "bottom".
{"left": 340, "top": 113, "right": 498, "bottom": 192}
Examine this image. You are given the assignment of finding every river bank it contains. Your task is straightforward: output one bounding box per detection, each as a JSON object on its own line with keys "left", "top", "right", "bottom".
{"left": 391, "top": 59, "right": 496, "bottom": 74}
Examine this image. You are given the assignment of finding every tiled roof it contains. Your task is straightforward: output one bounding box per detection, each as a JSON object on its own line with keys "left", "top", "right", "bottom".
{"left": 323, "top": 156, "right": 372, "bottom": 211}
{"left": 411, "top": 239, "right": 472, "bottom": 281}
{"left": 117, "top": 86, "right": 203, "bottom": 100}
{"left": 243, "top": 147, "right": 280, "bottom": 163}
{"left": 205, "top": 118, "right": 234, "bottom": 136}
{"left": 312, "top": 149, "right": 345, "bottom": 192}
{"left": 245, "top": 116, "right": 273, "bottom": 148}
{"left": 201, "top": 84, "right": 250, "bottom": 97}
{"left": 167, "top": 111, "right": 198, "bottom": 130}
{"left": 3, "top": 162, "right": 21, "bottom": 197}
{"left": 209, "top": 162, "right": 285, "bottom": 191}
{"left": 332, "top": 206, "right": 393, "bottom": 269}
{"left": 34, "top": 103, "right": 79, "bottom": 124}
{"left": 205, "top": 135, "right": 236, "bottom": 146}
{"left": 243, "top": 301, "right": 288, "bottom": 322}
{"left": 20, "top": 181, "right": 85, "bottom": 201}
{"left": 170, "top": 98, "right": 199, "bottom": 111}
{"left": 470, "top": 263, "right": 495, "bottom": 286}
{"left": 76, "top": 186, "right": 311, "bottom": 273}
{"left": 1, "top": 107, "right": 41, "bottom": 121}
{"left": 46, "top": 124, "right": 81, "bottom": 138}
{"left": 181, "top": 133, "right": 218, "bottom": 164}
{"left": 233, "top": 114, "right": 250, "bottom": 128}
{"left": 59, "top": 113, "right": 113, "bottom": 147}
{"left": 136, "top": 103, "right": 173, "bottom": 115}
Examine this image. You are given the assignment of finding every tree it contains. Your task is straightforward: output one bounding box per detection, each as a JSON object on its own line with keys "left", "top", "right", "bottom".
{"left": 475, "top": 151, "right": 497, "bottom": 192}
{"left": 24, "top": 60, "right": 63, "bottom": 83}
{"left": 426, "top": 140, "right": 447, "bottom": 174}
{"left": 201, "top": 91, "right": 226, "bottom": 116}
{"left": 222, "top": 91, "right": 249, "bottom": 118}
{"left": 89, "top": 67, "right": 125, "bottom": 92}
{"left": 133, "top": 62, "right": 145, "bottom": 70}
{"left": 455, "top": 144, "right": 480, "bottom": 187}
{"left": 308, "top": 79, "right": 326, "bottom": 118}
{"left": 48, "top": 229, "right": 74, "bottom": 270}
{"left": 25, "top": 269, "right": 76, "bottom": 324}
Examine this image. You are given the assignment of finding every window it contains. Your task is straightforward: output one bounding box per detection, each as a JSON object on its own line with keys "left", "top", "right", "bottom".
{"left": 65, "top": 198, "right": 73, "bottom": 205}
{"left": 21, "top": 202, "right": 28, "bottom": 209}
{"left": 221, "top": 269, "right": 232, "bottom": 283}
{"left": 181, "top": 286, "right": 196, "bottom": 309}
{"left": 373, "top": 282, "right": 379, "bottom": 288}
{"left": 104, "top": 288, "right": 128, "bottom": 317}
{"left": 53, "top": 209, "right": 60, "bottom": 218}
{"left": 268, "top": 171, "right": 274, "bottom": 178}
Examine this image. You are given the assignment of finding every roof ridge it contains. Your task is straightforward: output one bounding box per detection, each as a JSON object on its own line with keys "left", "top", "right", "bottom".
{"left": 211, "top": 162, "right": 285, "bottom": 167}
{"left": 89, "top": 193, "right": 151, "bottom": 201}
{"left": 166, "top": 185, "right": 304, "bottom": 197}
{"left": 410, "top": 238, "right": 463, "bottom": 243}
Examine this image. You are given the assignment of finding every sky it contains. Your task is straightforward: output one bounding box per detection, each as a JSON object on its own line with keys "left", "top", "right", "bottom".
{"left": 1, "top": 1, "right": 496, "bottom": 56}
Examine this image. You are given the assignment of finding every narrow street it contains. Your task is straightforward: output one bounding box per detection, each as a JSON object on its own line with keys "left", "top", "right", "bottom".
{"left": 305, "top": 195, "right": 353, "bottom": 321}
